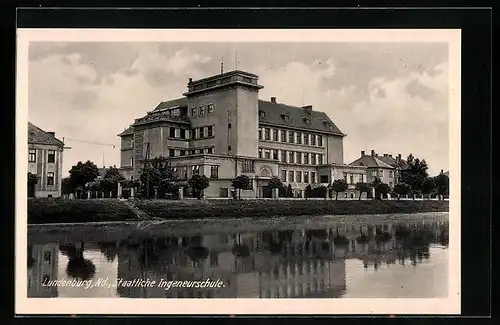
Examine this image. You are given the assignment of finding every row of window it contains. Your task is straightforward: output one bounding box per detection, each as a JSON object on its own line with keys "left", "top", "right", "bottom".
{"left": 371, "top": 170, "right": 394, "bottom": 178}
{"left": 280, "top": 170, "right": 317, "bottom": 184}
{"left": 28, "top": 149, "right": 56, "bottom": 163}
{"left": 258, "top": 127, "right": 324, "bottom": 147}
{"left": 169, "top": 125, "right": 215, "bottom": 140}
{"left": 172, "top": 165, "right": 219, "bottom": 179}
{"left": 258, "top": 148, "right": 324, "bottom": 165}
{"left": 168, "top": 147, "right": 214, "bottom": 157}
{"left": 345, "top": 173, "right": 365, "bottom": 184}
{"left": 191, "top": 104, "right": 215, "bottom": 117}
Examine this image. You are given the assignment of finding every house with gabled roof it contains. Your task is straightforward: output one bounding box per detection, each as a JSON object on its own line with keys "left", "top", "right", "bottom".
{"left": 348, "top": 150, "right": 408, "bottom": 189}
{"left": 118, "top": 69, "right": 365, "bottom": 198}
{"left": 28, "top": 122, "right": 65, "bottom": 198}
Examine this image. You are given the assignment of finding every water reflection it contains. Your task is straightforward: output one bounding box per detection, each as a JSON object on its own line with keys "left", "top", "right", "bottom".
{"left": 27, "top": 220, "right": 449, "bottom": 298}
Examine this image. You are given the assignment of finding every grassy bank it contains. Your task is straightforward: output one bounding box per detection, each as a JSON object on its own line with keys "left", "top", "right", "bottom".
{"left": 28, "top": 198, "right": 137, "bottom": 224}
{"left": 28, "top": 198, "right": 448, "bottom": 225}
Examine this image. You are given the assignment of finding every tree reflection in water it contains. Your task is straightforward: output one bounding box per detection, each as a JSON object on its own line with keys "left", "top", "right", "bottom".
{"left": 59, "top": 242, "right": 96, "bottom": 281}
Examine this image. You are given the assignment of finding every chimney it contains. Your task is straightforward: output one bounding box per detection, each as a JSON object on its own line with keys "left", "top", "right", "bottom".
{"left": 441, "top": 169, "right": 444, "bottom": 174}
{"left": 389, "top": 154, "right": 392, "bottom": 158}
{"left": 47, "top": 131, "right": 55, "bottom": 137}
{"left": 361, "top": 150, "right": 365, "bottom": 157}
{"left": 270, "top": 97, "right": 276, "bottom": 103}
{"left": 371, "top": 150, "right": 375, "bottom": 156}
{"left": 188, "top": 78, "right": 193, "bottom": 84}
{"left": 396, "top": 153, "right": 401, "bottom": 162}
{"left": 384, "top": 154, "right": 388, "bottom": 157}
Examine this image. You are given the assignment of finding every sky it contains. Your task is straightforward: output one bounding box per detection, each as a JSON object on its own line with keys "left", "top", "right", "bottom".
{"left": 28, "top": 41, "right": 449, "bottom": 177}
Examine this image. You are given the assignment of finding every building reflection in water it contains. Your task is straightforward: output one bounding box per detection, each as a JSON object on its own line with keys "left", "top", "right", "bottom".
{"left": 27, "top": 220, "right": 448, "bottom": 298}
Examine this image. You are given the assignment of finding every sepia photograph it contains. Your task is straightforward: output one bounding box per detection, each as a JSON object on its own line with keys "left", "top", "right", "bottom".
{"left": 16, "top": 29, "right": 461, "bottom": 315}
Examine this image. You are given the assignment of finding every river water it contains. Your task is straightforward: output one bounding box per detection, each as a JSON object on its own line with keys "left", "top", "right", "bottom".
{"left": 27, "top": 213, "right": 449, "bottom": 298}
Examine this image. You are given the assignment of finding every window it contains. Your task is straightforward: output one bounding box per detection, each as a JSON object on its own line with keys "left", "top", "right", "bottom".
{"left": 296, "top": 132, "right": 302, "bottom": 144}
{"left": 265, "top": 149, "right": 271, "bottom": 159}
{"left": 47, "top": 172, "right": 54, "bottom": 186}
{"left": 303, "top": 153, "right": 309, "bottom": 165}
{"left": 258, "top": 148, "right": 263, "bottom": 158}
{"left": 318, "top": 154, "right": 323, "bottom": 164}
{"left": 359, "top": 174, "right": 364, "bottom": 183}
{"left": 200, "top": 127, "right": 205, "bottom": 139}
{"left": 310, "top": 153, "right": 316, "bottom": 165}
{"left": 318, "top": 136, "right": 323, "bottom": 147}
{"left": 169, "top": 149, "right": 175, "bottom": 157}
{"left": 296, "top": 152, "right": 302, "bottom": 164}
{"left": 288, "top": 131, "right": 294, "bottom": 143}
{"left": 210, "top": 165, "right": 219, "bottom": 179}
{"left": 46, "top": 150, "right": 55, "bottom": 163}
{"left": 372, "top": 170, "right": 377, "bottom": 177}
{"left": 259, "top": 110, "right": 266, "bottom": 118}
{"left": 389, "top": 171, "right": 394, "bottom": 178}
{"left": 280, "top": 130, "right": 286, "bottom": 142}
{"left": 175, "top": 128, "right": 181, "bottom": 138}
{"left": 350, "top": 174, "right": 354, "bottom": 184}
{"left": 264, "top": 128, "right": 271, "bottom": 140}
{"left": 320, "top": 175, "right": 328, "bottom": 183}
{"left": 296, "top": 171, "right": 302, "bottom": 183}
{"left": 180, "top": 150, "right": 186, "bottom": 156}
{"left": 181, "top": 167, "right": 188, "bottom": 179}
{"left": 208, "top": 104, "right": 214, "bottom": 114}
{"left": 281, "top": 170, "right": 287, "bottom": 182}
{"left": 281, "top": 150, "right": 287, "bottom": 162}
{"left": 272, "top": 149, "right": 278, "bottom": 160}
{"left": 311, "top": 134, "right": 316, "bottom": 146}
{"left": 272, "top": 129, "right": 278, "bottom": 141}
{"left": 380, "top": 170, "right": 384, "bottom": 177}
{"left": 311, "top": 172, "right": 316, "bottom": 183}
{"left": 184, "top": 130, "right": 190, "bottom": 139}
{"left": 258, "top": 128, "right": 263, "bottom": 140}
{"left": 207, "top": 147, "right": 213, "bottom": 154}
{"left": 169, "top": 127, "right": 176, "bottom": 138}
{"left": 288, "top": 171, "right": 295, "bottom": 182}
{"left": 43, "top": 251, "right": 51, "bottom": 264}
{"left": 303, "top": 133, "right": 309, "bottom": 145}
{"left": 192, "top": 165, "right": 200, "bottom": 175}
{"left": 304, "top": 172, "right": 309, "bottom": 184}
{"left": 242, "top": 159, "right": 255, "bottom": 172}
{"left": 208, "top": 125, "right": 213, "bottom": 137}
{"left": 288, "top": 151, "right": 294, "bottom": 164}
{"left": 199, "top": 106, "right": 205, "bottom": 116}
{"left": 191, "top": 107, "right": 197, "bottom": 117}
{"left": 130, "top": 158, "right": 134, "bottom": 167}
{"left": 28, "top": 149, "right": 36, "bottom": 162}
{"left": 175, "top": 149, "right": 180, "bottom": 156}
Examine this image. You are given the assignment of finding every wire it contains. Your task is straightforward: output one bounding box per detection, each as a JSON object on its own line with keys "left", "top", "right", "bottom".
{"left": 63, "top": 137, "right": 116, "bottom": 148}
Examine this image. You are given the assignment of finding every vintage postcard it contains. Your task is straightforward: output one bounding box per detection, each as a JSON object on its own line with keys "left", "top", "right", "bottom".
{"left": 16, "top": 29, "right": 461, "bottom": 315}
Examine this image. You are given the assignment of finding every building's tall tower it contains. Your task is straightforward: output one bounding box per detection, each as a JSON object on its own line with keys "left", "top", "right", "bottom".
{"left": 183, "top": 70, "right": 264, "bottom": 157}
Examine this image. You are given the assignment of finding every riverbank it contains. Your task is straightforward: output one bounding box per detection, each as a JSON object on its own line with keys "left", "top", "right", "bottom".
{"left": 28, "top": 198, "right": 449, "bottom": 225}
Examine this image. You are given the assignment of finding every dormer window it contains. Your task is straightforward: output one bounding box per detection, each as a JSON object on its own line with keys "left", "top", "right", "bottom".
{"left": 303, "top": 117, "right": 312, "bottom": 125}
{"left": 259, "top": 110, "right": 266, "bottom": 118}
{"left": 281, "top": 113, "right": 289, "bottom": 121}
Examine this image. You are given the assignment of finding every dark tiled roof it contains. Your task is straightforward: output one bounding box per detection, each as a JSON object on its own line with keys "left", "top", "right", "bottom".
{"left": 28, "top": 122, "right": 64, "bottom": 147}
{"left": 349, "top": 155, "right": 395, "bottom": 169}
{"left": 144, "top": 97, "right": 344, "bottom": 135}
{"left": 258, "top": 100, "right": 344, "bottom": 135}
{"left": 377, "top": 155, "right": 408, "bottom": 170}
{"left": 117, "top": 125, "right": 134, "bottom": 137}
{"left": 152, "top": 97, "right": 187, "bottom": 111}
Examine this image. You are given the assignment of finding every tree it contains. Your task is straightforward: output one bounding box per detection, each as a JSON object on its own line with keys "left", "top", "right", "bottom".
{"left": 355, "top": 182, "right": 371, "bottom": 200}
{"left": 139, "top": 156, "right": 176, "bottom": 199}
{"left": 434, "top": 172, "right": 449, "bottom": 200}
{"left": 400, "top": 154, "right": 429, "bottom": 198}
{"left": 422, "top": 177, "right": 436, "bottom": 199}
{"left": 61, "top": 177, "right": 73, "bottom": 196}
{"left": 231, "top": 175, "right": 252, "bottom": 199}
{"left": 330, "top": 179, "right": 348, "bottom": 200}
{"left": 304, "top": 185, "right": 312, "bottom": 198}
{"left": 375, "top": 182, "right": 391, "bottom": 200}
{"left": 393, "top": 182, "right": 411, "bottom": 200}
{"left": 188, "top": 174, "right": 210, "bottom": 199}
{"left": 268, "top": 176, "right": 283, "bottom": 189}
{"left": 27, "top": 172, "right": 39, "bottom": 197}
{"left": 68, "top": 160, "right": 99, "bottom": 197}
